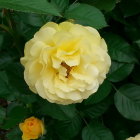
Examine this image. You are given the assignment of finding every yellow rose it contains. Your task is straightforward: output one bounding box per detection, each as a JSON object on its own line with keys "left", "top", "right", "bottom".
{"left": 19, "top": 117, "right": 45, "bottom": 140}
{"left": 21, "top": 22, "right": 111, "bottom": 105}
{"left": 127, "top": 134, "right": 140, "bottom": 140}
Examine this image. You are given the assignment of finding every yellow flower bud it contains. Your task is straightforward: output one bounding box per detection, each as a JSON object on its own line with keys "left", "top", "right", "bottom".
{"left": 19, "top": 117, "right": 45, "bottom": 140}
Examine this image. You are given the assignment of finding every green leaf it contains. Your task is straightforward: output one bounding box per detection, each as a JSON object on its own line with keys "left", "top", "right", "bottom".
{"left": 84, "top": 0, "right": 116, "bottom": 12}
{"left": 19, "top": 94, "right": 37, "bottom": 104}
{"left": 125, "top": 25, "right": 140, "bottom": 42}
{"left": 83, "top": 95, "right": 112, "bottom": 119}
{"left": 134, "top": 40, "right": 140, "bottom": 48}
{"left": 132, "top": 65, "right": 140, "bottom": 85}
{"left": 114, "top": 84, "right": 140, "bottom": 120}
{"left": 0, "top": 64, "right": 34, "bottom": 101}
{"left": 0, "top": 71, "right": 12, "bottom": 100}
{"left": 6, "top": 127, "right": 22, "bottom": 140}
{"left": 94, "top": 0, "right": 116, "bottom": 11}
{"left": 36, "top": 99, "right": 77, "bottom": 120}
{"left": 51, "top": 0, "right": 69, "bottom": 12}
{"left": 84, "top": 80, "right": 112, "bottom": 105}
{"left": 108, "top": 61, "right": 134, "bottom": 82}
{"left": 0, "top": 32, "right": 12, "bottom": 51}
{"left": 15, "top": 12, "right": 45, "bottom": 27}
{"left": 120, "top": 0, "right": 140, "bottom": 17}
{"left": 0, "top": 0, "right": 61, "bottom": 16}
{"left": 15, "top": 21, "right": 39, "bottom": 40}
{"left": 82, "top": 120, "right": 114, "bottom": 140}
{"left": 55, "top": 114, "right": 82, "bottom": 139}
{"left": 108, "top": 6, "right": 127, "bottom": 25}
{"left": 64, "top": 3, "right": 107, "bottom": 29}
{"left": 0, "top": 33, "right": 4, "bottom": 50}
{"left": 103, "top": 108, "right": 130, "bottom": 140}
{"left": 0, "top": 53, "right": 13, "bottom": 69}
{"left": 2, "top": 104, "right": 28, "bottom": 129}
{"left": 0, "top": 71, "right": 8, "bottom": 83}
{"left": 104, "top": 33, "right": 137, "bottom": 63}
{"left": 0, "top": 63, "right": 37, "bottom": 103}
{"left": 0, "top": 106, "right": 6, "bottom": 124}
{"left": 5, "top": 63, "right": 31, "bottom": 95}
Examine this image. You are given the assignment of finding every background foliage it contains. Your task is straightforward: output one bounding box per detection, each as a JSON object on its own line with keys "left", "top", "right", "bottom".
{"left": 0, "top": 0, "right": 140, "bottom": 140}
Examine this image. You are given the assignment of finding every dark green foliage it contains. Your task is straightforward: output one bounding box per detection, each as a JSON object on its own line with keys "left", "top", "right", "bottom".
{"left": 64, "top": 3, "right": 107, "bottom": 29}
{"left": 115, "top": 84, "right": 140, "bottom": 121}
{"left": 0, "top": 0, "right": 140, "bottom": 139}
{"left": 82, "top": 120, "right": 114, "bottom": 140}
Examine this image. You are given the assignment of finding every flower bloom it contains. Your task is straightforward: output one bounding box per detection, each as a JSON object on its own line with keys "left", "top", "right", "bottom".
{"left": 126, "top": 134, "right": 140, "bottom": 140}
{"left": 21, "top": 22, "right": 111, "bottom": 105}
{"left": 19, "top": 117, "right": 45, "bottom": 140}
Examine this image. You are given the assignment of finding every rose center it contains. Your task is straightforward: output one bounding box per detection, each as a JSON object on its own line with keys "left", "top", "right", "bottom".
{"left": 28, "top": 122, "right": 34, "bottom": 126}
{"left": 61, "top": 62, "right": 73, "bottom": 78}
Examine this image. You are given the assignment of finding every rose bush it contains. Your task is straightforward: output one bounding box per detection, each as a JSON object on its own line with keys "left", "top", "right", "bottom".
{"left": 20, "top": 22, "right": 111, "bottom": 105}
{"left": 0, "top": 0, "right": 140, "bottom": 140}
